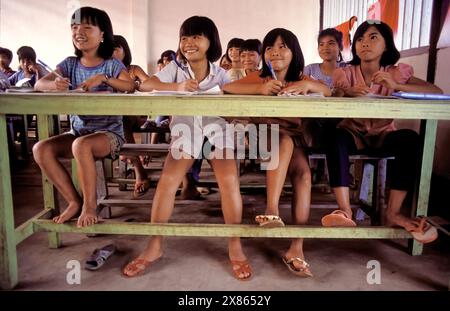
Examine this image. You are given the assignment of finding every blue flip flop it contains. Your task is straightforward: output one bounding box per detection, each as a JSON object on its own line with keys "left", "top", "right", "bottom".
{"left": 85, "top": 244, "right": 116, "bottom": 271}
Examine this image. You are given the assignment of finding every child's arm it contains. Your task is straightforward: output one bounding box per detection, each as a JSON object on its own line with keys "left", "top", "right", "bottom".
{"left": 139, "top": 76, "right": 199, "bottom": 92}
{"left": 34, "top": 71, "right": 70, "bottom": 91}
{"left": 280, "top": 79, "right": 332, "bottom": 97}
{"left": 372, "top": 72, "right": 443, "bottom": 94}
{"left": 80, "top": 70, "right": 134, "bottom": 92}
{"left": 132, "top": 65, "right": 151, "bottom": 82}
{"left": 223, "top": 78, "right": 283, "bottom": 95}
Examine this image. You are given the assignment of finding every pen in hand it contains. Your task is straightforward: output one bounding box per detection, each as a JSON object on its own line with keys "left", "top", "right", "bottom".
{"left": 171, "top": 54, "right": 194, "bottom": 80}
{"left": 37, "top": 59, "right": 73, "bottom": 87}
{"left": 267, "top": 59, "right": 277, "bottom": 80}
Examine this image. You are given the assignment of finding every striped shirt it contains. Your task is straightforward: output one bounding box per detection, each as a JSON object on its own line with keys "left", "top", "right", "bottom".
{"left": 57, "top": 57, "right": 126, "bottom": 140}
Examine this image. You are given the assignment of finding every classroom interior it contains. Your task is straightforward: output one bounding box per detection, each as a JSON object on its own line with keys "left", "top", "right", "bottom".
{"left": 1, "top": 0, "right": 449, "bottom": 290}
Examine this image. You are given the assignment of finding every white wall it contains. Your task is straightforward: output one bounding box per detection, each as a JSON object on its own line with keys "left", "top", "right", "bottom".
{"left": 146, "top": 0, "right": 321, "bottom": 73}
{"left": 1, "top": 0, "right": 320, "bottom": 73}
{"left": 0, "top": 0, "right": 139, "bottom": 69}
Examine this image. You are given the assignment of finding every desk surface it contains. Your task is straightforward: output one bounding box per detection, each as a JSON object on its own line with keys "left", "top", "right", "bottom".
{"left": 0, "top": 93, "right": 449, "bottom": 120}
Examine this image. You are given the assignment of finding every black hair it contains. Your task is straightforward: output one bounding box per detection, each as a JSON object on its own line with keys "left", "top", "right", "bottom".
{"left": 225, "top": 38, "right": 245, "bottom": 62}
{"left": 350, "top": 20, "right": 400, "bottom": 67}
{"left": 178, "top": 16, "right": 222, "bottom": 63}
{"left": 17, "top": 46, "right": 36, "bottom": 62}
{"left": 219, "top": 54, "right": 229, "bottom": 64}
{"left": 318, "top": 28, "right": 344, "bottom": 62}
{"left": 161, "top": 50, "right": 176, "bottom": 60}
{"left": 260, "top": 28, "right": 304, "bottom": 82}
{"left": 240, "top": 39, "right": 262, "bottom": 55}
{"left": 0, "top": 47, "right": 13, "bottom": 61}
{"left": 157, "top": 58, "right": 163, "bottom": 65}
{"left": 71, "top": 7, "right": 115, "bottom": 60}
{"left": 113, "top": 35, "right": 132, "bottom": 67}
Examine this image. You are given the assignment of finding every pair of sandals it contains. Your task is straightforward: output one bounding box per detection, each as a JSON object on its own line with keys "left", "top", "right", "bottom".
{"left": 321, "top": 210, "right": 438, "bottom": 244}
{"left": 122, "top": 256, "right": 253, "bottom": 281}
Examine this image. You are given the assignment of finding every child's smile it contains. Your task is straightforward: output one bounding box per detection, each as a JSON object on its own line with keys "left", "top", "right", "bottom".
{"left": 71, "top": 22, "right": 104, "bottom": 51}
{"left": 180, "top": 35, "right": 210, "bottom": 61}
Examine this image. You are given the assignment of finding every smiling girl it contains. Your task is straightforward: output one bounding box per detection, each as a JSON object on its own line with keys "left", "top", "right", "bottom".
{"left": 323, "top": 21, "right": 442, "bottom": 244}
{"left": 34, "top": 7, "right": 134, "bottom": 228}
{"left": 223, "top": 28, "right": 331, "bottom": 277}
{"left": 123, "top": 16, "right": 252, "bottom": 281}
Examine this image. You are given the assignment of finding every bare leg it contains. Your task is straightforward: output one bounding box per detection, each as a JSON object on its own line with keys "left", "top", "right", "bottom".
{"left": 210, "top": 149, "right": 249, "bottom": 279}
{"left": 332, "top": 187, "right": 353, "bottom": 219}
{"left": 138, "top": 153, "right": 195, "bottom": 262}
{"left": 71, "top": 133, "right": 113, "bottom": 227}
{"left": 285, "top": 148, "right": 311, "bottom": 269}
{"left": 385, "top": 189, "right": 420, "bottom": 230}
{"left": 32, "top": 134, "right": 82, "bottom": 223}
{"left": 265, "top": 134, "right": 294, "bottom": 215}
{"left": 180, "top": 173, "right": 201, "bottom": 199}
{"left": 130, "top": 156, "right": 149, "bottom": 192}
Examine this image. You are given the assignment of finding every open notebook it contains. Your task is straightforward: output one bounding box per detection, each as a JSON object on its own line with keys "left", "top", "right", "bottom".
{"left": 137, "top": 85, "right": 222, "bottom": 96}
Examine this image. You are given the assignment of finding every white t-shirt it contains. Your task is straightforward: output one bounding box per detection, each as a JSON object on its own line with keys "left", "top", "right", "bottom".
{"left": 154, "top": 60, "right": 234, "bottom": 158}
{"left": 155, "top": 60, "right": 230, "bottom": 90}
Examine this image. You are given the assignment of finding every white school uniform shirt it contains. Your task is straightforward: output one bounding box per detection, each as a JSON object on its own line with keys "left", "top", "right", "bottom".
{"left": 154, "top": 61, "right": 234, "bottom": 159}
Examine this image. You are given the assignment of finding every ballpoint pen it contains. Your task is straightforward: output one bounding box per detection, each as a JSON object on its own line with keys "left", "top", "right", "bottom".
{"left": 267, "top": 59, "right": 277, "bottom": 80}
{"left": 171, "top": 54, "right": 193, "bottom": 80}
{"left": 37, "top": 59, "right": 73, "bottom": 87}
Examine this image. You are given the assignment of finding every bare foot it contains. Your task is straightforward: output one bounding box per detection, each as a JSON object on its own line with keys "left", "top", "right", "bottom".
{"left": 180, "top": 187, "right": 202, "bottom": 200}
{"left": 386, "top": 211, "right": 421, "bottom": 232}
{"left": 53, "top": 202, "right": 81, "bottom": 224}
{"left": 77, "top": 207, "right": 98, "bottom": 228}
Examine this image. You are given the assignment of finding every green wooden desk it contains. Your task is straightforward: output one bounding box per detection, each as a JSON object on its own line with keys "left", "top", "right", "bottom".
{"left": 1, "top": 93, "right": 449, "bottom": 289}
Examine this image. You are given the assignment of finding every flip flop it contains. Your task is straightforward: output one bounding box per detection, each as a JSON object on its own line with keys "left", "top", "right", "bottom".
{"left": 85, "top": 244, "right": 115, "bottom": 271}
{"left": 282, "top": 256, "right": 313, "bottom": 278}
{"left": 230, "top": 260, "right": 253, "bottom": 281}
{"left": 133, "top": 180, "right": 150, "bottom": 198}
{"left": 321, "top": 210, "right": 356, "bottom": 227}
{"left": 408, "top": 217, "right": 438, "bottom": 244}
{"left": 122, "top": 257, "right": 161, "bottom": 278}
{"left": 255, "top": 215, "right": 285, "bottom": 227}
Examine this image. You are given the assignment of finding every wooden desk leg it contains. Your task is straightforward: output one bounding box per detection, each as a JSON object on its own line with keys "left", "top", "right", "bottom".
{"left": 410, "top": 119, "right": 438, "bottom": 256}
{"left": 37, "top": 115, "right": 61, "bottom": 249}
{"left": 0, "top": 114, "right": 18, "bottom": 289}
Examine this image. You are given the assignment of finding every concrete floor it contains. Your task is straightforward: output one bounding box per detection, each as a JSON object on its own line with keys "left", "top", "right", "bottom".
{"left": 9, "top": 159, "right": 450, "bottom": 291}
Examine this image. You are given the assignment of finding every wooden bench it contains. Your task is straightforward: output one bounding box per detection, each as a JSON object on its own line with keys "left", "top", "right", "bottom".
{"left": 99, "top": 142, "right": 393, "bottom": 226}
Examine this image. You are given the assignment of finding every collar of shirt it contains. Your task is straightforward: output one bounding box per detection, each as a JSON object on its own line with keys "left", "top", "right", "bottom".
{"left": 182, "top": 61, "right": 217, "bottom": 81}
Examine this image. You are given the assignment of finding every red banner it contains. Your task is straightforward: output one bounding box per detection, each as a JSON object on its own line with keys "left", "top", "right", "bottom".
{"left": 367, "top": 0, "right": 400, "bottom": 36}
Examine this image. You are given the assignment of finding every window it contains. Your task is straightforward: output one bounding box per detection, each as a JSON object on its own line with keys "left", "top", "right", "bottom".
{"left": 323, "top": 0, "right": 433, "bottom": 54}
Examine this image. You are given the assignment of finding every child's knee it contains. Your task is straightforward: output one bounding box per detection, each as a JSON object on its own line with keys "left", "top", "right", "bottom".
{"left": 292, "top": 169, "right": 312, "bottom": 187}
{"left": 71, "top": 137, "right": 91, "bottom": 157}
{"left": 32, "top": 140, "right": 52, "bottom": 163}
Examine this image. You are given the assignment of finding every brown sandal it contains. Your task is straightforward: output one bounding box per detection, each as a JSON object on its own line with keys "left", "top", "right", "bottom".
{"left": 408, "top": 217, "right": 438, "bottom": 244}
{"left": 230, "top": 260, "right": 253, "bottom": 281}
{"left": 123, "top": 258, "right": 155, "bottom": 277}
{"left": 321, "top": 210, "right": 356, "bottom": 227}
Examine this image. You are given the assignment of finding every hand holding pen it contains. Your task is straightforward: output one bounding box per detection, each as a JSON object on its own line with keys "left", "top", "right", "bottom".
{"left": 172, "top": 54, "right": 195, "bottom": 80}
{"left": 267, "top": 59, "right": 278, "bottom": 80}
{"left": 37, "top": 59, "right": 73, "bottom": 90}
